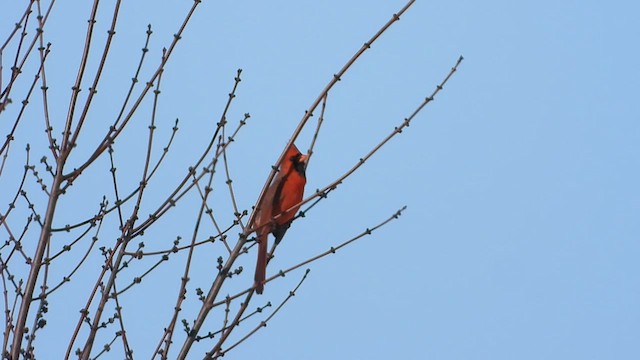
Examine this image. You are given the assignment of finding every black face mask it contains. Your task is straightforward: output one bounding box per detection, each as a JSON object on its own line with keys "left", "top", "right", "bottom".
{"left": 291, "top": 154, "right": 307, "bottom": 176}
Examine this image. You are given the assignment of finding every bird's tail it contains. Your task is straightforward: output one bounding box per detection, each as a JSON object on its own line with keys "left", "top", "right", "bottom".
{"left": 254, "top": 232, "right": 267, "bottom": 294}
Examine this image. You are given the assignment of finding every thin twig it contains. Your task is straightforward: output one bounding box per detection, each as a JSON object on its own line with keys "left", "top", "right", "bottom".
{"left": 0, "top": 43, "right": 51, "bottom": 157}
{"left": 253, "top": 55, "right": 464, "bottom": 238}
{"left": 67, "top": 0, "right": 123, "bottom": 153}
{"left": 248, "top": 0, "right": 418, "bottom": 233}
{"left": 177, "top": 3, "right": 419, "bottom": 357}
{"left": 60, "top": 0, "right": 101, "bottom": 154}
{"left": 64, "top": 0, "right": 204, "bottom": 182}
{"left": 52, "top": 117, "right": 179, "bottom": 233}
{"left": 209, "top": 270, "right": 310, "bottom": 359}
{"left": 210, "top": 206, "right": 407, "bottom": 309}
{"left": 35, "top": 0, "right": 58, "bottom": 159}
{"left": 152, "top": 143, "right": 220, "bottom": 359}
{"left": 0, "top": 0, "right": 55, "bottom": 114}
{"left": 221, "top": 113, "right": 250, "bottom": 234}
{"left": 122, "top": 217, "right": 240, "bottom": 257}
{"left": 78, "top": 46, "right": 168, "bottom": 358}
{"left": 38, "top": 201, "right": 106, "bottom": 299}
{"left": 306, "top": 93, "right": 328, "bottom": 164}
{"left": 111, "top": 281, "right": 134, "bottom": 359}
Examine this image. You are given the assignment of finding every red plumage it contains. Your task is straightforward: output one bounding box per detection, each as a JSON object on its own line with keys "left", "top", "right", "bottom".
{"left": 254, "top": 144, "right": 307, "bottom": 294}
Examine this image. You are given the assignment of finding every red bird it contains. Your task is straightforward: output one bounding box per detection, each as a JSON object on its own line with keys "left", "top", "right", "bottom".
{"left": 253, "top": 144, "right": 308, "bottom": 294}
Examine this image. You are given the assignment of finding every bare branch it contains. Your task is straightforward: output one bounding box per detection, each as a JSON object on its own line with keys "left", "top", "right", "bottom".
{"left": 208, "top": 269, "right": 310, "bottom": 359}
{"left": 1, "top": 2, "right": 461, "bottom": 358}
{"left": 177, "top": 3, "right": 422, "bottom": 357}
{"left": 60, "top": 0, "right": 102, "bottom": 154}
{"left": 64, "top": 0, "right": 204, "bottom": 182}
{"left": 248, "top": 0, "right": 418, "bottom": 232}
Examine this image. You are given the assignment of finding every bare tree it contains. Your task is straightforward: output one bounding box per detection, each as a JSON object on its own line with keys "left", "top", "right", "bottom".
{"left": 0, "top": 1, "right": 462, "bottom": 359}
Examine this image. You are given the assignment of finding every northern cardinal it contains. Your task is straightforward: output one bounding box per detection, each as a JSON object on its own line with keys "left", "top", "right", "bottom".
{"left": 253, "top": 144, "right": 308, "bottom": 294}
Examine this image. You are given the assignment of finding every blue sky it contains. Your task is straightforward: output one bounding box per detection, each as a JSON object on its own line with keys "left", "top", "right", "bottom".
{"left": 1, "top": 1, "right": 639, "bottom": 359}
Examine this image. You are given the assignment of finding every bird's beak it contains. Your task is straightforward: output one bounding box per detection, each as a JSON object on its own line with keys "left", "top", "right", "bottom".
{"left": 298, "top": 154, "right": 309, "bottom": 174}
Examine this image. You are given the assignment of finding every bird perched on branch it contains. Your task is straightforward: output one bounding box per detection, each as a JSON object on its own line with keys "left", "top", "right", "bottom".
{"left": 253, "top": 144, "right": 308, "bottom": 294}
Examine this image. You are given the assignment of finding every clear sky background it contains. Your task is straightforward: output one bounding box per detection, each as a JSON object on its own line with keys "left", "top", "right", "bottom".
{"left": 1, "top": 1, "right": 639, "bottom": 359}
